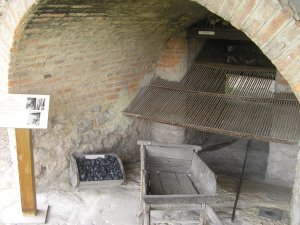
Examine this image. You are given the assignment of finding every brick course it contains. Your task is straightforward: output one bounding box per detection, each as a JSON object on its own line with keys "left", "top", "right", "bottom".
{"left": 1, "top": 1, "right": 300, "bottom": 223}
{"left": 0, "top": 0, "right": 300, "bottom": 98}
{"left": 1, "top": 0, "right": 208, "bottom": 186}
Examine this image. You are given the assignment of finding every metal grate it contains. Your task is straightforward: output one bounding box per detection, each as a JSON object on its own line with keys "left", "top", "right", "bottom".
{"left": 123, "top": 64, "right": 300, "bottom": 144}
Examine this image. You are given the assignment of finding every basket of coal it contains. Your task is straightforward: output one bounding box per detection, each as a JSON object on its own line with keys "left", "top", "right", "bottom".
{"left": 70, "top": 153, "right": 126, "bottom": 188}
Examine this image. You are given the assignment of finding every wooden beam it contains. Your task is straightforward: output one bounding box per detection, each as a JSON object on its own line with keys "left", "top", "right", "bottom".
{"left": 15, "top": 128, "right": 37, "bottom": 216}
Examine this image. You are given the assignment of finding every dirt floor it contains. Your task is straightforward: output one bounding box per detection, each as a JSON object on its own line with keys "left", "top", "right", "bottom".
{"left": 0, "top": 128, "right": 292, "bottom": 225}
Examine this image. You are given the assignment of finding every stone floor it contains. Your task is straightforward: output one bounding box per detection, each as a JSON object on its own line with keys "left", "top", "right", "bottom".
{"left": 0, "top": 162, "right": 292, "bottom": 225}
{"left": 0, "top": 128, "right": 292, "bottom": 225}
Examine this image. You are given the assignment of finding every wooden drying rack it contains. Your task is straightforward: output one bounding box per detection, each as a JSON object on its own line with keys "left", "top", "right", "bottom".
{"left": 123, "top": 63, "right": 300, "bottom": 144}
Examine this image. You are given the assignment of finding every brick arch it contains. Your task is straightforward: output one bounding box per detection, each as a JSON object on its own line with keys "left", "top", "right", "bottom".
{"left": 1, "top": 0, "right": 300, "bottom": 98}
{"left": 194, "top": 0, "right": 300, "bottom": 99}
{"left": 0, "top": 0, "right": 38, "bottom": 93}
{"left": 0, "top": 1, "right": 299, "bottom": 224}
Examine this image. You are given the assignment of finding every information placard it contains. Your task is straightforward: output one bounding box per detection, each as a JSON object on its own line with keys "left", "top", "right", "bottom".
{"left": 0, "top": 94, "right": 50, "bottom": 129}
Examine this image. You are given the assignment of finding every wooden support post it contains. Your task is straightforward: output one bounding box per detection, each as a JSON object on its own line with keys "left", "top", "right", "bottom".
{"left": 15, "top": 128, "right": 37, "bottom": 216}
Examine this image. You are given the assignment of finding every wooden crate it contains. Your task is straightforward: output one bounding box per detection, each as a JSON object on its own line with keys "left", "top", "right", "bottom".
{"left": 137, "top": 140, "right": 219, "bottom": 225}
{"left": 70, "top": 153, "right": 125, "bottom": 189}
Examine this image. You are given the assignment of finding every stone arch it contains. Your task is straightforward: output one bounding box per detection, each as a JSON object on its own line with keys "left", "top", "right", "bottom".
{"left": 1, "top": 0, "right": 300, "bottom": 98}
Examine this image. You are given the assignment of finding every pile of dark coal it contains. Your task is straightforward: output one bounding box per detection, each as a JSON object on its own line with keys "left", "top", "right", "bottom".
{"left": 76, "top": 155, "right": 123, "bottom": 182}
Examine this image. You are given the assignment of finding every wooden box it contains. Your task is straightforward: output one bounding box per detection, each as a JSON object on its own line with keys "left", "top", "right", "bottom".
{"left": 70, "top": 153, "right": 125, "bottom": 189}
{"left": 138, "top": 140, "right": 218, "bottom": 224}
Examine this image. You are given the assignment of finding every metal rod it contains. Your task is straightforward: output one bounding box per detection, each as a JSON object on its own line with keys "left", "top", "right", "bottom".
{"left": 231, "top": 140, "right": 251, "bottom": 222}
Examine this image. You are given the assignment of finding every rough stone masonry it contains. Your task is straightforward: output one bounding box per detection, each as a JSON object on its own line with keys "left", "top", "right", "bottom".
{"left": 7, "top": 0, "right": 208, "bottom": 187}
{"left": 1, "top": 0, "right": 300, "bottom": 224}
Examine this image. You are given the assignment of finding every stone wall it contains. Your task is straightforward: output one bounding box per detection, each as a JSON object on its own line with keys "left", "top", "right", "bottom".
{"left": 152, "top": 35, "right": 207, "bottom": 145}
{"left": 265, "top": 72, "right": 299, "bottom": 188}
{"left": 0, "top": 0, "right": 8, "bottom": 16}
{"left": 289, "top": 0, "right": 300, "bottom": 19}
{"left": 7, "top": 0, "right": 207, "bottom": 187}
{"left": 0, "top": 128, "right": 13, "bottom": 189}
{"left": 1, "top": 0, "right": 300, "bottom": 223}
{"left": 292, "top": 149, "right": 300, "bottom": 225}
{"left": 265, "top": 143, "right": 299, "bottom": 188}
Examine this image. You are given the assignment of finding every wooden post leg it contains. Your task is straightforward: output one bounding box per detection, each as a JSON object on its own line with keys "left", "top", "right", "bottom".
{"left": 15, "top": 128, "right": 37, "bottom": 216}
{"left": 144, "top": 205, "right": 150, "bottom": 225}
{"left": 199, "top": 208, "right": 205, "bottom": 225}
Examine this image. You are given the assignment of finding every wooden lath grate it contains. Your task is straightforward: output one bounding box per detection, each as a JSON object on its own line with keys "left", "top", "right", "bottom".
{"left": 123, "top": 64, "right": 300, "bottom": 144}
{"left": 152, "top": 63, "right": 296, "bottom": 100}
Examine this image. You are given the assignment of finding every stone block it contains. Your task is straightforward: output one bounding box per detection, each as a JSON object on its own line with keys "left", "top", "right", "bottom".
{"left": 219, "top": 0, "right": 241, "bottom": 21}
{"left": 275, "top": 71, "right": 293, "bottom": 93}
{"left": 77, "top": 119, "right": 93, "bottom": 134}
{"left": 206, "top": 0, "right": 223, "bottom": 14}
{"left": 265, "top": 142, "right": 299, "bottom": 188}
{"left": 231, "top": 0, "right": 258, "bottom": 29}
{"left": 262, "top": 21, "right": 300, "bottom": 60}
{"left": 71, "top": 135, "right": 83, "bottom": 148}
{"left": 291, "top": 149, "right": 300, "bottom": 225}
{"left": 102, "top": 133, "right": 122, "bottom": 150}
{"left": 289, "top": 0, "right": 300, "bottom": 19}
{"left": 151, "top": 122, "right": 185, "bottom": 144}
{"left": 243, "top": 0, "right": 279, "bottom": 36}
{"left": 254, "top": 9, "right": 293, "bottom": 46}
{"left": 98, "top": 112, "right": 109, "bottom": 126}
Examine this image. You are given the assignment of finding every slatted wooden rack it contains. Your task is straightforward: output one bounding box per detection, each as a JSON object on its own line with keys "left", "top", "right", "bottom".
{"left": 124, "top": 63, "right": 300, "bottom": 144}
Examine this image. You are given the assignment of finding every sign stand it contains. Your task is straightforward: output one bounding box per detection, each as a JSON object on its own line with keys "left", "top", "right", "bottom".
{"left": 5, "top": 129, "right": 48, "bottom": 224}
{"left": 0, "top": 94, "right": 50, "bottom": 224}
{"left": 16, "top": 129, "right": 37, "bottom": 215}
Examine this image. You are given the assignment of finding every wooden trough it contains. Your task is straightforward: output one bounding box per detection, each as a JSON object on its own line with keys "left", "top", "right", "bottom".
{"left": 137, "top": 140, "right": 221, "bottom": 225}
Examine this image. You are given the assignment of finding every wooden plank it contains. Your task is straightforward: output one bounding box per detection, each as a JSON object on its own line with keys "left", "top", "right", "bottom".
{"left": 149, "top": 204, "right": 205, "bottom": 211}
{"left": 176, "top": 173, "right": 198, "bottom": 194}
{"left": 144, "top": 205, "right": 150, "bottom": 225}
{"left": 146, "top": 145, "right": 194, "bottom": 160}
{"left": 152, "top": 219, "right": 200, "bottom": 224}
{"left": 15, "top": 129, "right": 37, "bottom": 216}
{"left": 158, "top": 172, "right": 182, "bottom": 195}
{"left": 137, "top": 140, "right": 202, "bottom": 151}
{"left": 140, "top": 145, "right": 146, "bottom": 171}
{"left": 206, "top": 206, "right": 223, "bottom": 225}
{"left": 190, "top": 153, "right": 217, "bottom": 195}
{"left": 149, "top": 172, "right": 164, "bottom": 195}
{"left": 199, "top": 208, "right": 205, "bottom": 225}
{"left": 147, "top": 156, "right": 191, "bottom": 173}
{"left": 143, "top": 195, "right": 216, "bottom": 205}
{"left": 140, "top": 145, "right": 148, "bottom": 195}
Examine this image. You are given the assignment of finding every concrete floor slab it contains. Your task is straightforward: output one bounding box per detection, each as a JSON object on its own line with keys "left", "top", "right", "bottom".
{"left": 5, "top": 203, "right": 48, "bottom": 224}
{"left": 0, "top": 163, "right": 292, "bottom": 225}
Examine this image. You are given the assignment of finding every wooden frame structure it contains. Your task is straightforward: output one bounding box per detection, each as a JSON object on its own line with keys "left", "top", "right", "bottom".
{"left": 137, "top": 140, "right": 221, "bottom": 225}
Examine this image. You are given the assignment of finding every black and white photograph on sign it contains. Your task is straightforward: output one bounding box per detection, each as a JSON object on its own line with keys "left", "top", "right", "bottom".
{"left": 26, "top": 97, "right": 46, "bottom": 110}
{"left": 26, "top": 97, "right": 36, "bottom": 110}
{"left": 0, "top": 94, "right": 49, "bottom": 129}
{"left": 36, "top": 98, "right": 45, "bottom": 110}
{"left": 27, "top": 112, "right": 41, "bottom": 126}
